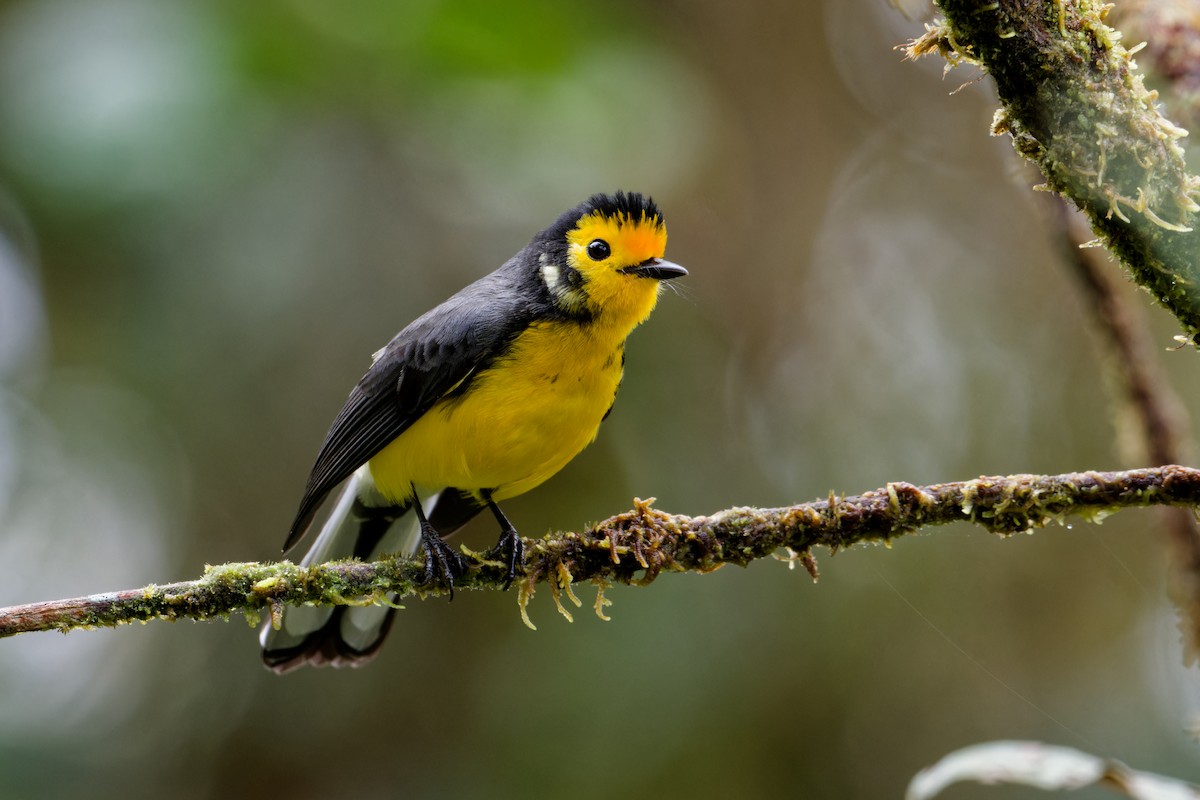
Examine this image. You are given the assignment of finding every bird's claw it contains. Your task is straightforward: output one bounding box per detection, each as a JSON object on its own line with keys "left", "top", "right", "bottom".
{"left": 492, "top": 527, "right": 526, "bottom": 591}
{"left": 420, "top": 526, "right": 466, "bottom": 600}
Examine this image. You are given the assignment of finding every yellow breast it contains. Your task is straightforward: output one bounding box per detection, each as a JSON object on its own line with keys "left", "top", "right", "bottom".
{"left": 367, "top": 319, "right": 628, "bottom": 504}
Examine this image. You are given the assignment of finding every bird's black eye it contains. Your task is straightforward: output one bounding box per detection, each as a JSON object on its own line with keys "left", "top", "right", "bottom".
{"left": 586, "top": 239, "right": 611, "bottom": 261}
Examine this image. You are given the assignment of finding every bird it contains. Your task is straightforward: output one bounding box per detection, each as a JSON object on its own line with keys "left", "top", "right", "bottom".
{"left": 260, "top": 190, "right": 686, "bottom": 673}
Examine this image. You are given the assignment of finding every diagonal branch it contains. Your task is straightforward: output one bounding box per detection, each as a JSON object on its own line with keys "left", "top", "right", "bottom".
{"left": 4, "top": 465, "right": 1200, "bottom": 639}
{"left": 906, "top": 0, "right": 1200, "bottom": 343}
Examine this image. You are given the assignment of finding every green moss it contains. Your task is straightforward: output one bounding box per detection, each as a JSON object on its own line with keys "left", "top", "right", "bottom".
{"left": 6, "top": 468, "right": 1200, "bottom": 639}
{"left": 914, "top": 0, "right": 1200, "bottom": 341}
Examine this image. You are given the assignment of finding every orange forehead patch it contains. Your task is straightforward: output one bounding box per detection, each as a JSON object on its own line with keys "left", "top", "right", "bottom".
{"left": 567, "top": 211, "right": 668, "bottom": 266}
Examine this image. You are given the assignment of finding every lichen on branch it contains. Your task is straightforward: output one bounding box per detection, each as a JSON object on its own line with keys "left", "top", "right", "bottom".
{"left": 906, "top": 0, "right": 1200, "bottom": 343}
{"left": 3, "top": 466, "right": 1200, "bottom": 640}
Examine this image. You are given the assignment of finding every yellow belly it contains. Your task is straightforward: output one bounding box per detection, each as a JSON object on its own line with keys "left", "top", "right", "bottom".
{"left": 367, "top": 320, "right": 625, "bottom": 504}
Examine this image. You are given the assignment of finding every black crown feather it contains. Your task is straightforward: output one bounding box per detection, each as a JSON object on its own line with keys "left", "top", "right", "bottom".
{"left": 581, "top": 191, "right": 663, "bottom": 225}
{"left": 536, "top": 191, "right": 664, "bottom": 246}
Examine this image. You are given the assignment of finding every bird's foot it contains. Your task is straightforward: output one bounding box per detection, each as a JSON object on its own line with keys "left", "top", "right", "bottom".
{"left": 491, "top": 527, "right": 526, "bottom": 591}
{"left": 419, "top": 522, "right": 466, "bottom": 600}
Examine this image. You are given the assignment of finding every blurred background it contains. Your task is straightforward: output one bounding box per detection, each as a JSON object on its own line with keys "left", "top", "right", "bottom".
{"left": 0, "top": 0, "right": 1197, "bottom": 797}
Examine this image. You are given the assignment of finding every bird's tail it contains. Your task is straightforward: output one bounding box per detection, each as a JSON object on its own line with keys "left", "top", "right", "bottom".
{"left": 260, "top": 466, "right": 419, "bottom": 674}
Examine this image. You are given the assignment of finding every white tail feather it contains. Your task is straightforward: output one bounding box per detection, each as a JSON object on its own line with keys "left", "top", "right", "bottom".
{"left": 260, "top": 466, "right": 422, "bottom": 670}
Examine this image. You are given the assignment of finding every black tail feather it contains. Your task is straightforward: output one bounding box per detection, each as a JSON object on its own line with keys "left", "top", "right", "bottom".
{"left": 262, "top": 607, "right": 399, "bottom": 674}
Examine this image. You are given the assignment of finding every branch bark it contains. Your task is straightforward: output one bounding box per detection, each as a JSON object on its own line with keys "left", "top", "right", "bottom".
{"left": 4, "top": 466, "right": 1200, "bottom": 639}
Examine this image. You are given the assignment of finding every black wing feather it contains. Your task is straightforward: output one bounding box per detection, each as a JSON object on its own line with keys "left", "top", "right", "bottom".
{"left": 283, "top": 254, "right": 547, "bottom": 551}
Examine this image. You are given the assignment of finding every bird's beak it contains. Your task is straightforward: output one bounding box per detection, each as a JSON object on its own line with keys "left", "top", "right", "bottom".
{"left": 621, "top": 258, "right": 688, "bottom": 280}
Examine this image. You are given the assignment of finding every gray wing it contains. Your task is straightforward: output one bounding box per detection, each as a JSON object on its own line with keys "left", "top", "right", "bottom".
{"left": 283, "top": 260, "right": 540, "bottom": 551}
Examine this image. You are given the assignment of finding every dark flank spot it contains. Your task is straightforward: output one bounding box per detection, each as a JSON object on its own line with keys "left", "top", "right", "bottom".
{"left": 601, "top": 388, "right": 618, "bottom": 422}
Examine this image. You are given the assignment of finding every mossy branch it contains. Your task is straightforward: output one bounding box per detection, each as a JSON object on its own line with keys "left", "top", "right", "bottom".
{"left": 3, "top": 465, "right": 1200, "bottom": 639}
{"left": 906, "top": 0, "right": 1200, "bottom": 343}
{"left": 1108, "top": 0, "right": 1200, "bottom": 136}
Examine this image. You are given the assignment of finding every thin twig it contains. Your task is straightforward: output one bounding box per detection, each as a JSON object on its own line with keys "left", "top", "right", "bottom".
{"left": 1059, "top": 205, "right": 1194, "bottom": 466}
{"left": 1057, "top": 201, "right": 1200, "bottom": 656}
{"left": 4, "top": 466, "right": 1200, "bottom": 639}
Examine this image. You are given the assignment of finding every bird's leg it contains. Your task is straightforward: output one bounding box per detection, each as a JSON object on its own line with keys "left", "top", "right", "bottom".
{"left": 482, "top": 490, "right": 525, "bottom": 590}
{"left": 411, "top": 490, "right": 465, "bottom": 599}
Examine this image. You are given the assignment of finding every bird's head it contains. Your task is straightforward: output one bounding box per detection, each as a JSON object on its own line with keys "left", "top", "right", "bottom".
{"left": 535, "top": 191, "right": 686, "bottom": 325}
